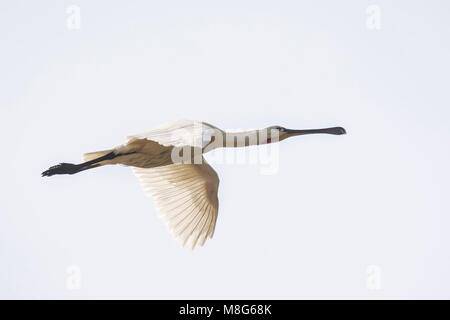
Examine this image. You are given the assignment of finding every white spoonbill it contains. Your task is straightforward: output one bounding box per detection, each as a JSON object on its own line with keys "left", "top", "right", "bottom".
{"left": 42, "top": 120, "right": 346, "bottom": 249}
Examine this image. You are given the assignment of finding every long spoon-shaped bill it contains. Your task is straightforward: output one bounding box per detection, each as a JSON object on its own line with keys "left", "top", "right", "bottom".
{"left": 285, "top": 127, "right": 346, "bottom": 136}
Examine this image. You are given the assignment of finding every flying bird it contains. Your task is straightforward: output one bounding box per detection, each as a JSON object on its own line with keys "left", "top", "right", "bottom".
{"left": 42, "top": 120, "right": 346, "bottom": 249}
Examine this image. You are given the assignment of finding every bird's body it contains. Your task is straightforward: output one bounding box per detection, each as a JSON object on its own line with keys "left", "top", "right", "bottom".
{"left": 42, "top": 120, "right": 346, "bottom": 249}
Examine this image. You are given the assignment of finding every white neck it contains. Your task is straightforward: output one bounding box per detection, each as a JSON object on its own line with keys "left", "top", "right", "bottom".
{"left": 223, "top": 129, "right": 275, "bottom": 148}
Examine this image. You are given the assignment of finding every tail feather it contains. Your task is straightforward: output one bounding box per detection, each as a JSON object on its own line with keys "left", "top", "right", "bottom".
{"left": 83, "top": 149, "right": 114, "bottom": 162}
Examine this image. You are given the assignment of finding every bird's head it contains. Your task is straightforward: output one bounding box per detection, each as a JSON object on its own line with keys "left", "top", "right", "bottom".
{"left": 265, "top": 125, "right": 346, "bottom": 142}
{"left": 265, "top": 126, "right": 289, "bottom": 142}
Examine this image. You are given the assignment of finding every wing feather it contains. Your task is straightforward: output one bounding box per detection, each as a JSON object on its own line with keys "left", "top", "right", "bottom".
{"left": 133, "top": 159, "right": 219, "bottom": 249}
{"left": 127, "top": 119, "right": 222, "bottom": 149}
{"left": 191, "top": 204, "right": 212, "bottom": 249}
{"left": 198, "top": 205, "right": 213, "bottom": 246}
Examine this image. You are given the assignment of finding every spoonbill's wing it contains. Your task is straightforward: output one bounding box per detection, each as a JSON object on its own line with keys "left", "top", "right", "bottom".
{"left": 127, "top": 119, "right": 221, "bottom": 148}
{"left": 133, "top": 159, "right": 219, "bottom": 249}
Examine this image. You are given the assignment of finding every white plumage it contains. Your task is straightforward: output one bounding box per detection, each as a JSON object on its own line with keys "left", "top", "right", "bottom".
{"left": 42, "top": 119, "right": 346, "bottom": 249}
{"left": 133, "top": 160, "right": 219, "bottom": 250}
{"left": 127, "top": 119, "right": 222, "bottom": 149}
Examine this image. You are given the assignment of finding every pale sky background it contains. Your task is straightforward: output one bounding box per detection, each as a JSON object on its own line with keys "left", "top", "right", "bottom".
{"left": 1, "top": 0, "right": 450, "bottom": 299}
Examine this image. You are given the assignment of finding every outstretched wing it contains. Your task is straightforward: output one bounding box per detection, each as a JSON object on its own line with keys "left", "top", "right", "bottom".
{"left": 133, "top": 159, "right": 220, "bottom": 249}
{"left": 127, "top": 119, "right": 222, "bottom": 149}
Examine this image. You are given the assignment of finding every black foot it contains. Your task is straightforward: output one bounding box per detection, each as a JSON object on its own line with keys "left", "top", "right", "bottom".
{"left": 42, "top": 163, "right": 80, "bottom": 177}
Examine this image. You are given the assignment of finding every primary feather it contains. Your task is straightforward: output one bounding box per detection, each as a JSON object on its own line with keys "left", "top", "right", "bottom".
{"left": 133, "top": 159, "right": 219, "bottom": 249}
